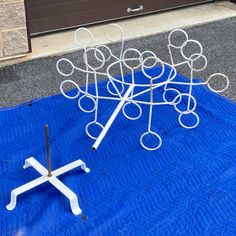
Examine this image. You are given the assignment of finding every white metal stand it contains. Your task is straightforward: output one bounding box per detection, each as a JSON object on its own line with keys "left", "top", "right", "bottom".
{"left": 6, "top": 157, "right": 90, "bottom": 215}
{"left": 57, "top": 24, "right": 230, "bottom": 151}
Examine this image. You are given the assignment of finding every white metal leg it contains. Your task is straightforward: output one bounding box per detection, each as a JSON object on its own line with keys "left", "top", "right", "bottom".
{"left": 23, "top": 157, "right": 48, "bottom": 175}
{"left": 6, "top": 176, "right": 48, "bottom": 211}
{"left": 49, "top": 177, "right": 82, "bottom": 215}
{"left": 6, "top": 157, "right": 90, "bottom": 215}
{"left": 92, "top": 84, "right": 135, "bottom": 150}
{"left": 52, "top": 159, "right": 90, "bottom": 177}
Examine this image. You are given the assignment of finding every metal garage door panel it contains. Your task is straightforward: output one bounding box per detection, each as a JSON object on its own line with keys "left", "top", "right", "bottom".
{"left": 27, "top": 0, "right": 211, "bottom": 35}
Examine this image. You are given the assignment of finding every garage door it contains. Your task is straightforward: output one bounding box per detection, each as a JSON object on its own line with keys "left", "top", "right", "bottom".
{"left": 27, "top": 0, "right": 211, "bottom": 35}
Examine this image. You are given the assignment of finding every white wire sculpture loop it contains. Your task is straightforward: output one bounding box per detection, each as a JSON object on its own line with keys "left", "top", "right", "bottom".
{"left": 57, "top": 58, "right": 75, "bottom": 77}
{"left": 74, "top": 28, "right": 94, "bottom": 99}
{"left": 163, "top": 88, "right": 181, "bottom": 103}
{"left": 83, "top": 47, "right": 106, "bottom": 70}
{"left": 206, "top": 73, "right": 230, "bottom": 93}
{"left": 141, "top": 56, "right": 165, "bottom": 80}
{"left": 165, "top": 29, "right": 190, "bottom": 105}
{"left": 106, "top": 80, "right": 124, "bottom": 97}
{"left": 173, "top": 93, "right": 197, "bottom": 114}
{"left": 178, "top": 111, "right": 200, "bottom": 129}
{"left": 141, "top": 51, "right": 157, "bottom": 63}
{"left": 140, "top": 131, "right": 162, "bottom": 151}
{"left": 168, "top": 29, "right": 189, "bottom": 48}
{"left": 78, "top": 95, "right": 96, "bottom": 113}
{"left": 57, "top": 25, "right": 230, "bottom": 151}
{"left": 60, "top": 80, "right": 81, "bottom": 99}
{"left": 167, "top": 32, "right": 205, "bottom": 130}
{"left": 95, "top": 45, "right": 113, "bottom": 62}
{"left": 140, "top": 77, "right": 162, "bottom": 151}
{"left": 121, "top": 48, "right": 143, "bottom": 118}
{"left": 180, "top": 39, "right": 203, "bottom": 61}
{"left": 103, "top": 24, "right": 126, "bottom": 96}
{"left": 103, "top": 43, "right": 125, "bottom": 96}
{"left": 187, "top": 53, "right": 208, "bottom": 72}
{"left": 105, "top": 23, "right": 124, "bottom": 43}
{"left": 122, "top": 101, "right": 142, "bottom": 120}
{"left": 122, "top": 48, "right": 143, "bottom": 70}
{"left": 86, "top": 121, "right": 104, "bottom": 140}
{"left": 74, "top": 27, "right": 93, "bottom": 49}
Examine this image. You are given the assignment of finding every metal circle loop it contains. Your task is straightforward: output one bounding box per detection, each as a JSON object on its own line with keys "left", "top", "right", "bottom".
{"left": 141, "top": 56, "right": 165, "bottom": 80}
{"left": 188, "top": 53, "right": 207, "bottom": 72}
{"left": 178, "top": 111, "right": 200, "bottom": 129}
{"left": 56, "top": 58, "right": 75, "bottom": 77}
{"left": 206, "top": 73, "right": 229, "bottom": 93}
{"left": 173, "top": 93, "right": 197, "bottom": 114}
{"left": 78, "top": 95, "right": 96, "bottom": 113}
{"left": 105, "top": 23, "right": 124, "bottom": 42}
{"left": 168, "top": 29, "right": 189, "bottom": 48}
{"left": 60, "top": 80, "right": 81, "bottom": 99}
{"left": 106, "top": 81, "right": 124, "bottom": 96}
{"left": 122, "top": 101, "right": 142, "bottom": 120}
{"left": 140, "top": 131, "right": 162, "bottom": 151}
{"left": 180, "top": 39, "right": 203, "bottom": 61}
{"left": 163, "top": 88, "right": 181, "bottom": 103}
{"left": 83, "top": 47, "right": 106, "bottom": 70}
{"left": 85, "top": 121, "right": 104, "bottom": 140}
{"left": 122, "top": 48, "right": 142, "bottom": 70}
{"left": 95, "top": 45, "right": 113, "bottom": 62}
{"left": 74, "top": 27, "right": 93, "bottom": 48}
{"left": 141, "top": 51, "right": 157, "bottom": 68}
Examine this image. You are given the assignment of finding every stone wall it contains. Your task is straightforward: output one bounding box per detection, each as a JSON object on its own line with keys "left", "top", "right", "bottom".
{"left": 0, "top": 0, "right": 29, "bottom": 59}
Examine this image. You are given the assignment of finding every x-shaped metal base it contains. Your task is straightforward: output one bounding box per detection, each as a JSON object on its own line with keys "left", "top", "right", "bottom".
{"left": 6, "top": 157, "right": 90, "bottom": 215}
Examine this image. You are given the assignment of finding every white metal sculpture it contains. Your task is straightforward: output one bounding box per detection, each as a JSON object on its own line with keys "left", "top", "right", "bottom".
{"left": 6, "top": 125, "right": 90, "bottom": 215}
{"left": 57, "top": 24, "right": 229, "bottom": 151}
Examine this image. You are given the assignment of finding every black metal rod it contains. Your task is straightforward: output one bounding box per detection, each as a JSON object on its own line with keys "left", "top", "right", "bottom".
{"left": 45, "top": 124, "right": 52, "bottom": 177}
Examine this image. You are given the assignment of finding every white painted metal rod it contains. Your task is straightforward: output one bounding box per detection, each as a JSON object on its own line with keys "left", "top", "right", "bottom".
{"left": 92, "top": 84, "right": 135, "bottom": 150}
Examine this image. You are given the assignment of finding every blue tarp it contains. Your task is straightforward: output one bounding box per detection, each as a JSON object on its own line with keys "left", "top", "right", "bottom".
{"left": 0, "top": 72, "right": 236, "bottom": 235}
